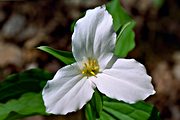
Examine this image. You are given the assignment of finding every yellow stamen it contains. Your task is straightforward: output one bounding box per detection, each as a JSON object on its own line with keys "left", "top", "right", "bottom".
{"left": 81, "top": 58, "right": 99, "bottom": 78}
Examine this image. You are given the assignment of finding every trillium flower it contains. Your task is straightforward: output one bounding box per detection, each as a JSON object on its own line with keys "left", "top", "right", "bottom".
{"left": 42, "top": 6, "right": 155, "bottom": 115}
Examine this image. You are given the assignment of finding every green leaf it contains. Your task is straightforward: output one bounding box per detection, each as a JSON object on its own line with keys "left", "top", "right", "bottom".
{"left": 0, "top": 69, "right": 53, "bottom": 103}
{"left": 98, "top": 96, "right": 161, "bottom": 120}
{"left": 91, "top": 90, "right": 103, "bottom": 118}
{"left": 85, "top": 103, "right": 96, "bottom": 120}
{"left": 98, "top": 111, "right": 116, "bottom": 120}
{"left": 106, "top": 0, "right": 132, "bottom": 31}
{"left": 94, "top": 90, "right": 103, "bottom": 116}
{"left": 148, "top": 107, "right": 161, "bottom": 120}
{"left": 0, "top": 92, "right": 47, "bottom": 120}
{"left": 106, "top": 0, "right": 136, "bottom": 58}
{"left": 70, "top": 20, "right": 76, "bottom": 32}
{"left": 114, "top": 21, "right": 136, "bottom": 57}
{"left": 37, "top": 46, "right": 75, "bottom": 64}
{"left": 85, "top": 90, "right": 103, "bottom": 120}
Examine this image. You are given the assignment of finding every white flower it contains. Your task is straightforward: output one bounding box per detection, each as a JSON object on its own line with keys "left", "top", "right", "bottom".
{"left": 42, "top": 6, "right": 155, "bottom": 115}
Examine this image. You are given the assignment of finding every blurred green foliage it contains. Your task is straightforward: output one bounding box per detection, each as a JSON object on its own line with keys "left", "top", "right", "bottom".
{"left": 0, "top": 69, "right": 53, "bottom": 103}
{"left": 85, "top": 91, "right": 160, "bottom": 120}
{"left": 0, "top": 69, "right": 53, "bottom": 119}
{"left": 0, "top": 93, "right": 47, "bottom": 120}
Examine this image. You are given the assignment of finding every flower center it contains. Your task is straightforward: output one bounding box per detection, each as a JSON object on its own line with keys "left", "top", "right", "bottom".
{"left": 81, "top": 58, "right": 99, "bottom": 77}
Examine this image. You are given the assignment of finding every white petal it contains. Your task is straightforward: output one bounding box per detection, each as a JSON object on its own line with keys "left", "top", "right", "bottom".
{"left": 72, "top": 6, "right": 116, "bottom": 70}
{"left": 92, "top": 59, "right": 155, "bottom": 103}
{"left": 42, "top": 63, "right": 95, "bottom": 115}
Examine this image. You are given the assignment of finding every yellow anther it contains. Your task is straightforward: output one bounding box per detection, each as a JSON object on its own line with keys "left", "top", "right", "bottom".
{"left": 81, "top": 58, "right": 99, "bottom": 78}
{"left": 90, "top": 71, "right": 96, "bottom": 76}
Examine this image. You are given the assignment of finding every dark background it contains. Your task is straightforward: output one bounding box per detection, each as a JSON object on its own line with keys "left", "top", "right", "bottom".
{"left": 0, "top": 0, "right": 179, "bottom": 120}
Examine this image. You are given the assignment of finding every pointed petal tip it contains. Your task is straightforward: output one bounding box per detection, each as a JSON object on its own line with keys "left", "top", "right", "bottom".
{"left": 120, "top": 89, "right": 156, "bottom": 104}
{"left": 42, "top": 64, "right": 95, "bottom": 115}
{"left": 124, "top": 84, "right": 156, "bottom": 104}
{"left": 151, "top": 89, "right": 156, "bottom": 95}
